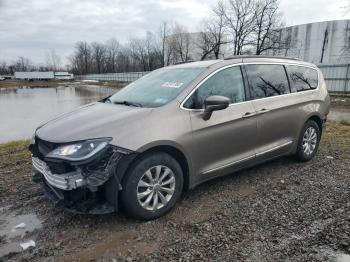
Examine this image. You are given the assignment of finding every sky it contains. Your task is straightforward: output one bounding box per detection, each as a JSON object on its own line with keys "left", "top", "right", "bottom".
{"left": 0, "top": 0, "right": 349, "bottom": 65}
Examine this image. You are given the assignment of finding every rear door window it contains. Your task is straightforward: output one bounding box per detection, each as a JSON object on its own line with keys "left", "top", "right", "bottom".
{"left": 184, "top": 66, "right": 245, "bottom": 109}
{"left": 285, "top": 65, "right": 318, "bottom": 92}
{"left": 245, "top": 64, "right": 290, "bottom": 99}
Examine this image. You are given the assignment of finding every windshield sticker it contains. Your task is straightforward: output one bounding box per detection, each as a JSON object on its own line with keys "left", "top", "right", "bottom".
{"left": 162, "top": 82, "right": 184, "bottom": 88}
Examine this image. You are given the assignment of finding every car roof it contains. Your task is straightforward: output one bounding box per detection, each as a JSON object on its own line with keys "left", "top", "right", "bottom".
{"left": 166, "top": 56, "right": 316, "bottom": 70}
{"left": 167, "top": 60, "right": 222, "bottom": 69}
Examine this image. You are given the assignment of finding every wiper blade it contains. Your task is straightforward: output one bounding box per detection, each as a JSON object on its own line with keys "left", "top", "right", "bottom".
{"left": 113, "top": 100, "right": 143, "bottom": 107}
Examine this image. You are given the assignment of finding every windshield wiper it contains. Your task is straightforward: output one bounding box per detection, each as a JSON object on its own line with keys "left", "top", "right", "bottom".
{"left": 113, "top": 100, "right": 143, "bottom": 107}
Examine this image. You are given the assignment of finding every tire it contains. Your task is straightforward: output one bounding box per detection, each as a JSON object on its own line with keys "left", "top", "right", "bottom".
{"left": 120, "top": 152, "right": 183, "bottom": 220}
{"left": 296, "top": 120, "right": 321, "bottom": 162}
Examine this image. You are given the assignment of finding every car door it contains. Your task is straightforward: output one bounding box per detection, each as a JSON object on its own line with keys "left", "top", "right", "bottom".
{"left": 243, "top": 63, "right": 299, "bottom": 160}
{"left": 182, "top": 65, "right": 258, "bottom": 185}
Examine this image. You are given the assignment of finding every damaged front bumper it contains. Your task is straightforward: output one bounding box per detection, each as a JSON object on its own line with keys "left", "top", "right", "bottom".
{"left": 29, "top": 138, "right": 137, "bottom": 214}
{"left": 32, "top": 157, "right": 85, "bottom": 190}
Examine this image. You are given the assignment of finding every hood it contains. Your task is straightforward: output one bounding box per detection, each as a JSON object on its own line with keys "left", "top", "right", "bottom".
{"left": 36, "top": 102, "right": 153, "bottom": 143}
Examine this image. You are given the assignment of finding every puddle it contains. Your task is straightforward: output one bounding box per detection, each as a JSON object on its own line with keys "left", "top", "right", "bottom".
{"left": 317, "top": 248, "right": 350, "bottom": 262}
{"left": 337, "top": 254, "right": 350, "bottom": 262}
{"left": 0, "top": 206, "right": 42, "bottom": 258}
{"left": 70, "top": 230, "right": 157, "bottom": 261}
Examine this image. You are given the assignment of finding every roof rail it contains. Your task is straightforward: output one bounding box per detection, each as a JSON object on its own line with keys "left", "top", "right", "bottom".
{"left": 224, "top": 55, "right": 301, "bottom": 61}
{"left": 174, "top": 60, "right": 195, "bottom": 65}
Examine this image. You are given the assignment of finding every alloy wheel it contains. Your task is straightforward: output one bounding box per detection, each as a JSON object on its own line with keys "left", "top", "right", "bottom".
{"left": 302, "top": 126, "right": 317, "bottom": 155}
{"left": 137, "top": 165, "right": 176, "bottom": 211}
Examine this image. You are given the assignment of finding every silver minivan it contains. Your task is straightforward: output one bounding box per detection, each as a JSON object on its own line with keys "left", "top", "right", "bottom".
{"left": 30, "top": 56, "right": 330, "bottom": 220}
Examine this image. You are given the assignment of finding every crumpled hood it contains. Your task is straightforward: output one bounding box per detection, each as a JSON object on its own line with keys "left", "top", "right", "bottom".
{"left": 36, "top": 102, "right": 153, "bottom": 144}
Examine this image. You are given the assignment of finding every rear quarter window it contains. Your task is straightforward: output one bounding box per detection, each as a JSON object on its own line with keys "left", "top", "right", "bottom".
{"left": 285, "top": 65, "right": 318, "bottom": 92}
{"left": 245, "top": 64, "right": 290, "bottom": 99}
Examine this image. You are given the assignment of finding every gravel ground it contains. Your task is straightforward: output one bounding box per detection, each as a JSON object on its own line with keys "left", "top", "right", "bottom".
{"left": 0, "top": 120, "right": 349, "bottom": 262}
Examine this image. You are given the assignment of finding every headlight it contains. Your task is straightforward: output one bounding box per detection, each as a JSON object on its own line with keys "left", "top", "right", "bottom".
{"left": 46, "top": 138, "right": 111, "bottom": 161}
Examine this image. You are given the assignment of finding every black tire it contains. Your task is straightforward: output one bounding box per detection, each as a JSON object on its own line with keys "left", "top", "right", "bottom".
{"left": 120, "top": 152, "right": 183, "bottom": 220}
{"left": 296, "top": 120, "right": 321, "bottom": 162}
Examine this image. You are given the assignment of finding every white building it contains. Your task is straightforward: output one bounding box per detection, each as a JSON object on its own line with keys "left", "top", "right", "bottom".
{"left": 14, "top": 71, "right": 74, "bottom": 80}
{"left": 15, "top": 71, "right": 54, "bottom": 80}
{"left": 266, "top": 20, "right": 350, "bottom": 64}
{"left": 54, "top": 72, "right": 74, "bottom": 80}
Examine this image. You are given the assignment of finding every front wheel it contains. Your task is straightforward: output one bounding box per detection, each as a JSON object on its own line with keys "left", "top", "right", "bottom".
{"left": 120, "top": 152, "right": 183, "bottom": 220}
{"left": 296, "top": 120, "right": 321, "bottom": 162}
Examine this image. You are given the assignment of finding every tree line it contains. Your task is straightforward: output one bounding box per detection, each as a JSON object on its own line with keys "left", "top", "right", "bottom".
{"left": 0, "top": 0, "right": 288, "bottom": 76}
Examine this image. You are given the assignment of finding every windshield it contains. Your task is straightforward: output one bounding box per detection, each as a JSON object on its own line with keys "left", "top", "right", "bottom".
{"left": 108, "top": 67, "right": 205, "bottom": 108}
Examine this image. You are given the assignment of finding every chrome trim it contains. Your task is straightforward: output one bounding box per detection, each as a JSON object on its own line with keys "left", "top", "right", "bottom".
{"left": 32, "top": 157, "right": 85, "bottom": 190}
{"left": 202, "top": 155, "right": 255, "bottom": 175}
{"left": 256, "top": 141, "right": 294, "bottom": 157}
{"left": 180, "top": 62, "right": 320, "bottom": 112}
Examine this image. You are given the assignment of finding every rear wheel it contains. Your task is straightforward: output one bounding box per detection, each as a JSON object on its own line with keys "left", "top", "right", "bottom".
{"left": 296, "top": 120, "right": 321, "bottom": 161}
{"left": 120, "top": 152, "right": 183, "bottom": 220}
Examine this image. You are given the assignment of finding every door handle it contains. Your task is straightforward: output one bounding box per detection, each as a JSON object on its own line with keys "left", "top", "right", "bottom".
{"left": 257, "top": 108, "right": 271, "bottom": 115}
{"left": 242, "top": 112, "right": 256, "bottom": 118}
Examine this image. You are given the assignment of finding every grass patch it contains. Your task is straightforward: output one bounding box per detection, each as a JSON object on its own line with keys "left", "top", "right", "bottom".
{"left": 340, "top": 119, "right": 350, "bottom": 126}
{"left": 320, "top": 121, "right": 350, "bottom": 159}
{"left": 0, "top": 140, "right": 31, "bottom": 169}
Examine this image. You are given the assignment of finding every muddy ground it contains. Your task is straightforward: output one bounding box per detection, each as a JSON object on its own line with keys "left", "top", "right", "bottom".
{"left": 0, "top": 109, "right": 350, "bottom": 261}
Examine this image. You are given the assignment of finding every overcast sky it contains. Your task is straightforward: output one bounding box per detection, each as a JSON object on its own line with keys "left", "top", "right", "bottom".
{"left": 0, "top": 0, "right": 349, "bottom": 65}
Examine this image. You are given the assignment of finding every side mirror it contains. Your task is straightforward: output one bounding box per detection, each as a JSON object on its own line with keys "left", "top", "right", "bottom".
{"left": 202, "top": 95, "right": 230, "bottom": 121}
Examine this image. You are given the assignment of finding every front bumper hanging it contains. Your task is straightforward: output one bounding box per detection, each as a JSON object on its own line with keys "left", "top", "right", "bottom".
{"left": 30, "top": 141, "right": 137, "bottom": 214}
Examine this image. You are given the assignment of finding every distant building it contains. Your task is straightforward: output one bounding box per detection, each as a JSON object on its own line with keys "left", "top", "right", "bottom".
{"left": 54, "top": 72, "right": 74, "bottom": 80}
{"left": 14, "top": 71, "right": 74, "bottom": 80}
{"left": 265, "top": 20, "right": 350, "bottom": 64}
{"left": 15, "top": 71, "right": 54, "bottom": 80}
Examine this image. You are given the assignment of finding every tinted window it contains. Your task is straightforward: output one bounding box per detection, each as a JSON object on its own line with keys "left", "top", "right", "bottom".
{"left": 184, "top": 66, "right": 245, "bottom": 109}
{"left": 109, "top": 68, "right": 204, "bottom": 108}
{"left": 286, "top": 65, "right": 318, "bottom": 92}
{"left": 245, "top": 64, "right": 290, "bottom": 99}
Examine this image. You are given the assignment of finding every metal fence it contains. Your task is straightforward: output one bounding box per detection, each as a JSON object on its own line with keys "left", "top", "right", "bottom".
{"left": 75, "top": 65, "right": 350, "bottom": 95}
{"left": 75, "top": 72, "right": 149, "bottom": 82}
{"left": 318, "top": 64, "right": 350, "bottom": 95}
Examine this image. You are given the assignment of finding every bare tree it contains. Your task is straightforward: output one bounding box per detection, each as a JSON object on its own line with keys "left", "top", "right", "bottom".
{"left": 73, "top": 41, "right": 93, "bottom": 74}
{"left": 196, "top": 4, "right": 228, "bottom": 60}
{"left": 105, "top": 38, "right": 120, "bottom": 72}
{"left": 218, "top": 0, "right": 256, "bottom": 55}
{"left": 129, "top": 38, "right": 149, "bottom": 71}
{"left": 45, "top": 49, "right": 61, "bottom": 71}
{"left": 253, "top": 0, "right": 283, "bottom": 55}
{"left": 14, "top": 57, "right": 33, "bottom": 71}
{"left": 169, "top": 23, "right": 192, "bottom": 63}
{"left": 92, "top": 42, "right": 107, "bottom": 73}
{"left": 158, "top": 21, "right": 171, "bottom": 66}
